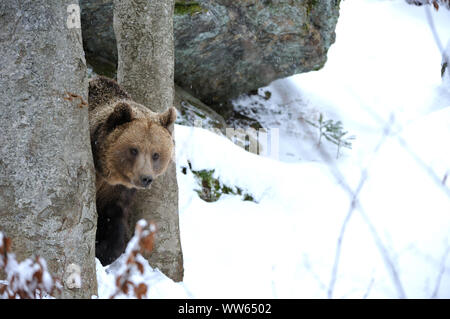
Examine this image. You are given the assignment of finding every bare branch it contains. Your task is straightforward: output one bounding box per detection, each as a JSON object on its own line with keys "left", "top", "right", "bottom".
{"left": 431, "top": 245, "right": 450, "bottom": 298}
{"left": 327, "top": 118, "right": 393, "bottom": 298}
{"left": 362, "top": 276, "right": 375, "bottom": 299}
{"left": 327, "top": 170, "right": 368, "bottom": 299}
{"left": 358, "top": 209, "right": 407, "bottom": 298}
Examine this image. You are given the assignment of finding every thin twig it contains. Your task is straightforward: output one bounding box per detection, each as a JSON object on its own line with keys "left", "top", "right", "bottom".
{"left": 362, "top": 276, "right": 375, "bottom": 299}
{"left": 358, "top": 209, "right": 407, "bottom": 298}
{"left": 327, "top": 116, "right": 393, "bottom": 298}
{"left": 431, "top": 245, "right": 450, "bottom": 298}
{"left": 327, "top": 170, "right": 368, "bottom": 298}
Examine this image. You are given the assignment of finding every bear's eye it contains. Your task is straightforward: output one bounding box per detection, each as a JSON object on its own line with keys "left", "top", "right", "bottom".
{"left": 130, "top": 148, "right": 138, "bottom": 156}
{"left": 152, "top": 153, "right": 160, "bottom": 161}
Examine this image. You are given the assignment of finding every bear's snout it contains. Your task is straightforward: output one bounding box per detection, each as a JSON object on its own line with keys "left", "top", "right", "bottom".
{"left": 140, "top": 175, "right": 153, "bottom": 188}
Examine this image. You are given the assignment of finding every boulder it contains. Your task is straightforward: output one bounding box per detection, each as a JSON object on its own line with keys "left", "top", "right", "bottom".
{"left": 80, "top": 0, "right": 340, "bottom": 111}
{"left": 174, "top": 85, "right": 227, "bottom": 132}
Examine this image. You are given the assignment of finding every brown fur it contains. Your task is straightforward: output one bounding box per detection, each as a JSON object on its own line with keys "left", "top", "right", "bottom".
{"left": 88, "top": 76, "right": 176, "bottom": 265}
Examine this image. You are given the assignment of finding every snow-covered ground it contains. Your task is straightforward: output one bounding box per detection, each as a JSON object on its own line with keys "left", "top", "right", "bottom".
{"left": 97, "top": 0, "right": 450, "bottom": 298}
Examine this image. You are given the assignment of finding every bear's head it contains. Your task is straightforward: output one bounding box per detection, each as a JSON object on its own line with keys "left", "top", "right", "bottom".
{"left": 96, "top": 102, "right": 176, "bottom": 189}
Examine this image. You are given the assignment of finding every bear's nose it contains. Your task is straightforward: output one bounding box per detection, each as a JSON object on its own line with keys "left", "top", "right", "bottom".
{"left": 140, "top": 175, "right": 153, "bottom": 187}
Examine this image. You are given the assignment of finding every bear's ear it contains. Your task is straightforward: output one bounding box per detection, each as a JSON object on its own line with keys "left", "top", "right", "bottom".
{"left": 159, "top": 107, "right": 177, "bottom": 135}
{"left": 105, "top": 102, "right": 133, "bottom": 133}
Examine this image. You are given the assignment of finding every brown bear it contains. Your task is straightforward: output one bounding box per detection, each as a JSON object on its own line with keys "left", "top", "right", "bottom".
{"left": 88, "top": 76, "right": 176, "bottom": 266}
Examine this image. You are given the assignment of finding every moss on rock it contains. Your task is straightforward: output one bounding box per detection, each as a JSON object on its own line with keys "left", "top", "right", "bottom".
{"left": 181, "top": 162, "right": 256, "bottom": 203}
{"left": 175, "top": 1, "right": 205, "bottom": 15}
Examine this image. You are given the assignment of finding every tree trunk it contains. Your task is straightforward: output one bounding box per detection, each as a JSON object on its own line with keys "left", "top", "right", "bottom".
{"left": 113, "top": 0, "right": 184, "bottom": 282}
{"left": 0, "top": 0, "right": 97, "bottom": 298}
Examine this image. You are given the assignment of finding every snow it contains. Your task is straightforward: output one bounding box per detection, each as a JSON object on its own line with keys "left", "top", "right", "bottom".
{"left": 95, "top": 257, "right": 190, "bottom": 299}
{"left": 94, "top": 0, "right": 450, "bottom": 299}
{"left": 173, "top": 112, "right": 450, "bottom": 298}
{"left": 94, "top": 220, "right": 190, "bottom": 299}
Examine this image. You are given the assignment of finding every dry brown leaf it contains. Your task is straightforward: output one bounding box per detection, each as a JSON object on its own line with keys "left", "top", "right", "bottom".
{"left": 134, "top": 283, "right": 148, "bottom": 299}
{"left": 433, "top": 0, "right": 440, "bottom": 10}
{"left": 136, "top": 261, "right": 144, "bottom": 274}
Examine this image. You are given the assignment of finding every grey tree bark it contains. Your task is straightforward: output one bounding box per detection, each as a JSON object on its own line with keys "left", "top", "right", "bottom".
{"left": 113, "top": 0, "right": 184, "bottom": 282}
{"left": 0, "top": 1, "right": 97, "bottom": 298}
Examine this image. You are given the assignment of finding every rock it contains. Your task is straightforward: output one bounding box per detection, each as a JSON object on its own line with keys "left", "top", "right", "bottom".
{"left": 80, "top": 0, "right": 340, "bottom": 111}
{"left": 174, "top": 85, "right": 227, "bottom": 133}
{"left": 0, "top": 0, "right": 97, "bottom": 298}
{"left": 81, "top": 0, "right": 116, "bottom": 71}
{"left": 174, "top": 0, "right": 340, "bottom": 110}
